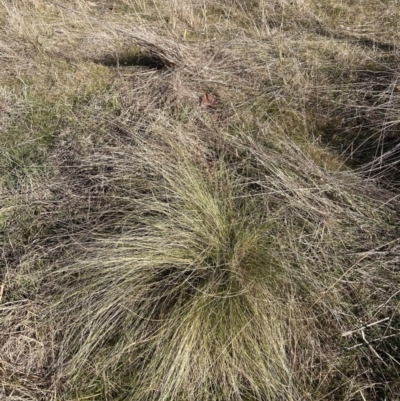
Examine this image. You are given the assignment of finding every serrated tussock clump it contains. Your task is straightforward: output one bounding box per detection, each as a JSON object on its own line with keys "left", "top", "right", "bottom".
{"left": 47, "top": 127, "right": 397, "bottom": 400}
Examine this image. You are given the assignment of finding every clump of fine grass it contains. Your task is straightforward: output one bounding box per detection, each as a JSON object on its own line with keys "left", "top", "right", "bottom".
{"left": 43, "top": 121, "right": 398, "bottom": 401}
{"left": 49, "top": 135, "right": 296, "bottom": 400}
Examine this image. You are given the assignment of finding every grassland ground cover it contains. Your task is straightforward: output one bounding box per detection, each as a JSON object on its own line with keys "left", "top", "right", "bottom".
{"left": 0, "top": 1, "right": 400, "bottom": 400}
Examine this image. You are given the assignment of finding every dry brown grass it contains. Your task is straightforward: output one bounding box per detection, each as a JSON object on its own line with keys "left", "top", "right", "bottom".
{"left": 1, "top": 1, "right": 400, "bottom": 400}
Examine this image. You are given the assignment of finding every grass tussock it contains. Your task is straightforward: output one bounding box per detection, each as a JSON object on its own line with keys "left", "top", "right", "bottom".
{"left": 1, "top": 1, "right": 400, "bottom": 400}
{"left": 47, "top": 126, "right": 398, "bottom": 401}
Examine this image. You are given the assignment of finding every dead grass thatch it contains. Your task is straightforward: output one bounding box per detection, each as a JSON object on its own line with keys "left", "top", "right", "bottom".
{"left": 1, "top": 1, "right": 399, "bottom": 400}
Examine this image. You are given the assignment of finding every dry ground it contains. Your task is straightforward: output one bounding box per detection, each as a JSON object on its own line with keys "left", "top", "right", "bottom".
{"left": 1, "top": 1, "right": 400, "bottom": 400}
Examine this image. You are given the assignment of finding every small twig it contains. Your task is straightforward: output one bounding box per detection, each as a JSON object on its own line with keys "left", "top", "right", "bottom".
{"left": 382, "top": 350, "right": 400, "bottom": 367}
{"left": 346, "top": 333, "right": 398, "bottom": 350}
{"left": 361, "top": 330, "right": 387, "bottom": 366}
{"left": 0, "top": 283, "right": 4, "bottom": 303}
{"left": 341, "top": 317, "right": 389, "bottom": 337}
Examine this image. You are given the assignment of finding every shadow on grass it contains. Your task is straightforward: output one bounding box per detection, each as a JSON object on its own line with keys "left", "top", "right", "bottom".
{"left": 317, "top": 66, "right": 400, "bottom": 189}
{"left": 96, "top": 50, "right": 167, "bottom": 70}
{"left": 315, "top": 23, "right": 398, "bottom": 52}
